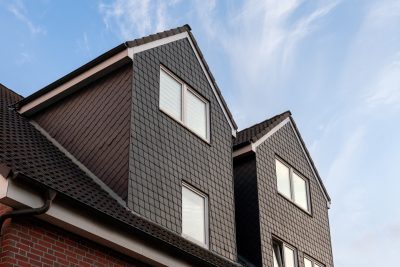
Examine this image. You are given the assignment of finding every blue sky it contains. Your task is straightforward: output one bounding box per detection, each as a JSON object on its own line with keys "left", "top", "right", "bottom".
{"left": 1, "top": 0, "right": 400, "bottom": 266}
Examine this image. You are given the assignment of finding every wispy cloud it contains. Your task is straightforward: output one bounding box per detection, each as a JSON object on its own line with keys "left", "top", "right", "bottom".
{"left": 15, "top": 52, "right": 32, "bottom": 66}
{"left": 76, "top": 32, "right": 92, "bottom": 57}
{"left": 365, "top": 52, "right": 400, "bottom": 109}
{"left": 195, "top": 0, "right": 340, "bottom": 126}
{"left": 8, "top": 0, "right": 46, "bottom": 36}
{"left": 99, "top": 0, "right": 180, "bottom": 40}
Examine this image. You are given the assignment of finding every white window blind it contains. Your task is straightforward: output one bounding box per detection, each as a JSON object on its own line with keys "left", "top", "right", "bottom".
{"left": 159, "top": 68, "right": 210, "bottom": 141}
{"left": 293, "top": 173, "right": 309, "bottom": 211}
{"left": 160, "top": 69, "right": 182, "bottom": 120}
{"left": 276, "top": 159, "right": 291, "bottom": 199}
{"left": 284, "top": 246, "right": 296, "bottom": 267}
{"left": 304, "top": 258, "right": 313, "bottom": 267}
{"left": 186, "top": 90, "right": 207, "bottom": 139}
{"left": 275, "top": 158, "right": 310, "bottom": 212}
{"left": 182, "top": 185, "right": 207, "bottom": 245}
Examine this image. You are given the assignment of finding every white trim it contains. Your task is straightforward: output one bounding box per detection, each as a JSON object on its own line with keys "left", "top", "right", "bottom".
{"left": 19, "top": 49, "right": 130, "bottom": 115}
{"left": 232, "top": 117, "right": 330, "bottom": 207}
{"left": 181, "top": 182, "right": 209, "bottom": 249}
{"left": 159, "top": 67, "right": 210, "bottom": 142}
{"left": 252, "top": 118, "right": 291, "bottom": 149}
{"left": 30, "top": 120, "right": 128, "bottom": 208}
{"left": 0, "top": 177, "right": 193, "bottom": 267}
{"left": 275, "top": 158, "right": 311, "bottom": 214}
{"left": 128, "top": 32, "right": 188, "bottom": 56}
{"left": 233, "top": 117, "right": 290, "bottom": 158}
{"left": 19, "top": 31, "right": 237, "bottom": 135}
{"left": 232, "top": 144, "right": 255, "bottom": 158}
{"left": 185, "top": 35, "right": 236, "bottom": 135}
{"left": 287, "top": 121, "right": 331, "bottom": 207}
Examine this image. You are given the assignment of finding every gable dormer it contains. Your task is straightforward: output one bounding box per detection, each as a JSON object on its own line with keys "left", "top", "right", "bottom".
{"left": 233, "top": 111, "right": 333, "bottom": 267}
{"left": 17, "top": 25, "right": 238, "bottom": 261}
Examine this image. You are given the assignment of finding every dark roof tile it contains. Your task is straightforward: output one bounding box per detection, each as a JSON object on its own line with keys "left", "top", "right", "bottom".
{"left": 233, "top": 111, "right": 291, "bottom": 148}
{"left": 0, "top": 86, "right": 240, "bottom": 267}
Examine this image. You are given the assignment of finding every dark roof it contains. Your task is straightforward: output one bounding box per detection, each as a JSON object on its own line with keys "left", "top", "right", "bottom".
{"left": 0, "top": 85, "right": 240, "bottom": 267}
{"left": 1, "top": 83, "right": 22, "bottom": 103}
{"left": 233, "top": 111, "right": 292, "bottom": 148}
{"left": 15, "top": 24, "right": 237, "bottom": 129}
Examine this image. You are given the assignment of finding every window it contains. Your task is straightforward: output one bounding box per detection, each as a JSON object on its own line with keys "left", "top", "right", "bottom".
{"left": 275, "top": 158, "right": 310, "bottom": 212}
{"left": 304, "top": 256, "right": 324, "bottom": 267}
{"left": 159, "top": 68, "right": 210, "bottom": 141}
{"left": 273, "top": 240, "right": 297, "bottom": 267}
{"left": 181, "top": 183, "right": 208, "bottom": 246}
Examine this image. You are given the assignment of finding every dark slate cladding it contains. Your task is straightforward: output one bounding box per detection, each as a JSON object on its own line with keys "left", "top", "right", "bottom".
{"left": 233, "top": 154, "right": 262, "bottom": 266}
{"left": 129, "top": 38, "right": 237, "bottom": 260}
{"left": 255, "top": 123, "right": 333, "bottom": 267}
{"left": 0, "top": 86, "right": 241, "bottom": 267}
{"left": 32, "top": 64, "right": 132, "bottom": 200}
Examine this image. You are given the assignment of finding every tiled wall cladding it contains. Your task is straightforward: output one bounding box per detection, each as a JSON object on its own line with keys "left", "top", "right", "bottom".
{"left": 233, "top": 155, "right": 262, "bottom": 266}
{"left": 255, "top": 123, "right": 333, "bottom": 267}
{"left": 33, "top": 64, "right": 132, "bottom": 200}
{"left": 128, "top": 38, "right": 237, "bottom": 260}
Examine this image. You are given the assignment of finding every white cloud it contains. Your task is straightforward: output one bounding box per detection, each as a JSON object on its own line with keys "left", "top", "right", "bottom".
{"left": 365, "top": 52, "right": 400, "bottom": 109}
{"left": 195, "top": 0, "right": 339, "bottom": 126}
{"left": 8, "top": 0, "right": 46, "bottom": 36}
{"left": 76, "top": 32, "right": 92, "bottom": 57}
{"left": 99, "top": 0, "right": 180, "bottom": 40}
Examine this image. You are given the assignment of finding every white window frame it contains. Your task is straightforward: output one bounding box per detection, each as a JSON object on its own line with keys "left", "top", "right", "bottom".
{"left": 181, "top": 182, "right": 209, "bottom": 248}
{"left": 275, "top": 158, "right": 311, "bottom": 213}
{"left": 304, "top": 255, "right": 324, "bottom": 267}
{"left": 273, "top": 239, "right": 298, "bottom": 267}
{"left": 159, "top": 66, "right": 210, "bottom": 142}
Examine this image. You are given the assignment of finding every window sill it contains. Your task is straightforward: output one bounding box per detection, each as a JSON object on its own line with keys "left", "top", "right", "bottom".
{"left": 277, "top": 192, "right": 313, "bottom": 217}
{"left": 159, "top": 108, "right": 211, "bottom": 145}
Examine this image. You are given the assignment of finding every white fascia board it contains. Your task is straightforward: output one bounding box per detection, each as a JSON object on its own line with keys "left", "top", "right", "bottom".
{"left": 233, "top": 118, "right": 290, "bottom": 158}
{"left": 19, "top": 31, "right": 236, "bottom": 134}
{"left": 287, "top": 120, "right": 331, "bottom": 207}
{"left": 19, "top": 49, "right": 130, "bottom": 115}
{"left": 0, "top": 178, "right": 192, "bottom": 267}
{"left": 129, "top": 31, "right": 237, "bottom": 134}
{"left": 128, "top": 32, "right": 188, "bottom": 57}
{"left": 232, "top": 144, "right": 255, "bottom": 158}
{"left": 184, "top": 35, "right": 237, "bottom": 135}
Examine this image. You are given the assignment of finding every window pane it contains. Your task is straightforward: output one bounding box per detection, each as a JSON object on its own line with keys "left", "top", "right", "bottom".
{"left": 284, "top": 246, "right": 296, "bottom": 267}
{"left": 276, "top": 160, "right": 291, "bottom": 198}
{"left": 304, "top": 258, "right": 313, "bottom": 267}
{"left": 273, "top": 243, "right": 283, "bottom": 267}
{"left": 160, "top": 70, "right": 182, "bottom": 120}
{"left": 273, "top": 251, "right": 280, "bottom": 267}
{"left": 293, "top": 173, "right": 309, "bottom": 211}
{"left": 185, "top": 90, "right": 207, "bottom": 139}
{"left": 182, "top": 186, "right": 206, "bottom": 244}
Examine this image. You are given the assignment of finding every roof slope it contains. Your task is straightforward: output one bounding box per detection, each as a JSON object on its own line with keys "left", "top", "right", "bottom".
{"left": 15, "top": 24, "right": 237, "bottom": 129}
{"left": 0, "top": 85, "right": 239, "bottom": 267}
{"left": 233, "top": 111, "right": 291, "bottom": 148}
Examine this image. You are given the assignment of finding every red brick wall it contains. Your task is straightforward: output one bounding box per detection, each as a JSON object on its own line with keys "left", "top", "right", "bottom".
{"left": 0, "top": 204, "right": 147, "bottom": 267}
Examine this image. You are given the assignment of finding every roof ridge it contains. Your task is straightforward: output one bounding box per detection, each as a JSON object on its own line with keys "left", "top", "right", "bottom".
{"left": 238, "top": 110, "right": 291, "bottom": 133}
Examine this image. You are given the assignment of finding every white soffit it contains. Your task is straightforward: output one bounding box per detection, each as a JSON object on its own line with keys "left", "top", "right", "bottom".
{"left": 19, "top": 31, "right": 237, "bottom": 134}
{"left": 0, "top": 178, "right": 193, "bottom": 267}
{"left": 18, "top": 49, "right": 130, "bottom": 115}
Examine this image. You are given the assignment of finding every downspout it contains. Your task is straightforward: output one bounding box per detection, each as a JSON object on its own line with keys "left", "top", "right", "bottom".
{"left": 0, "top": 189, "right": 57, "bottom": 236}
